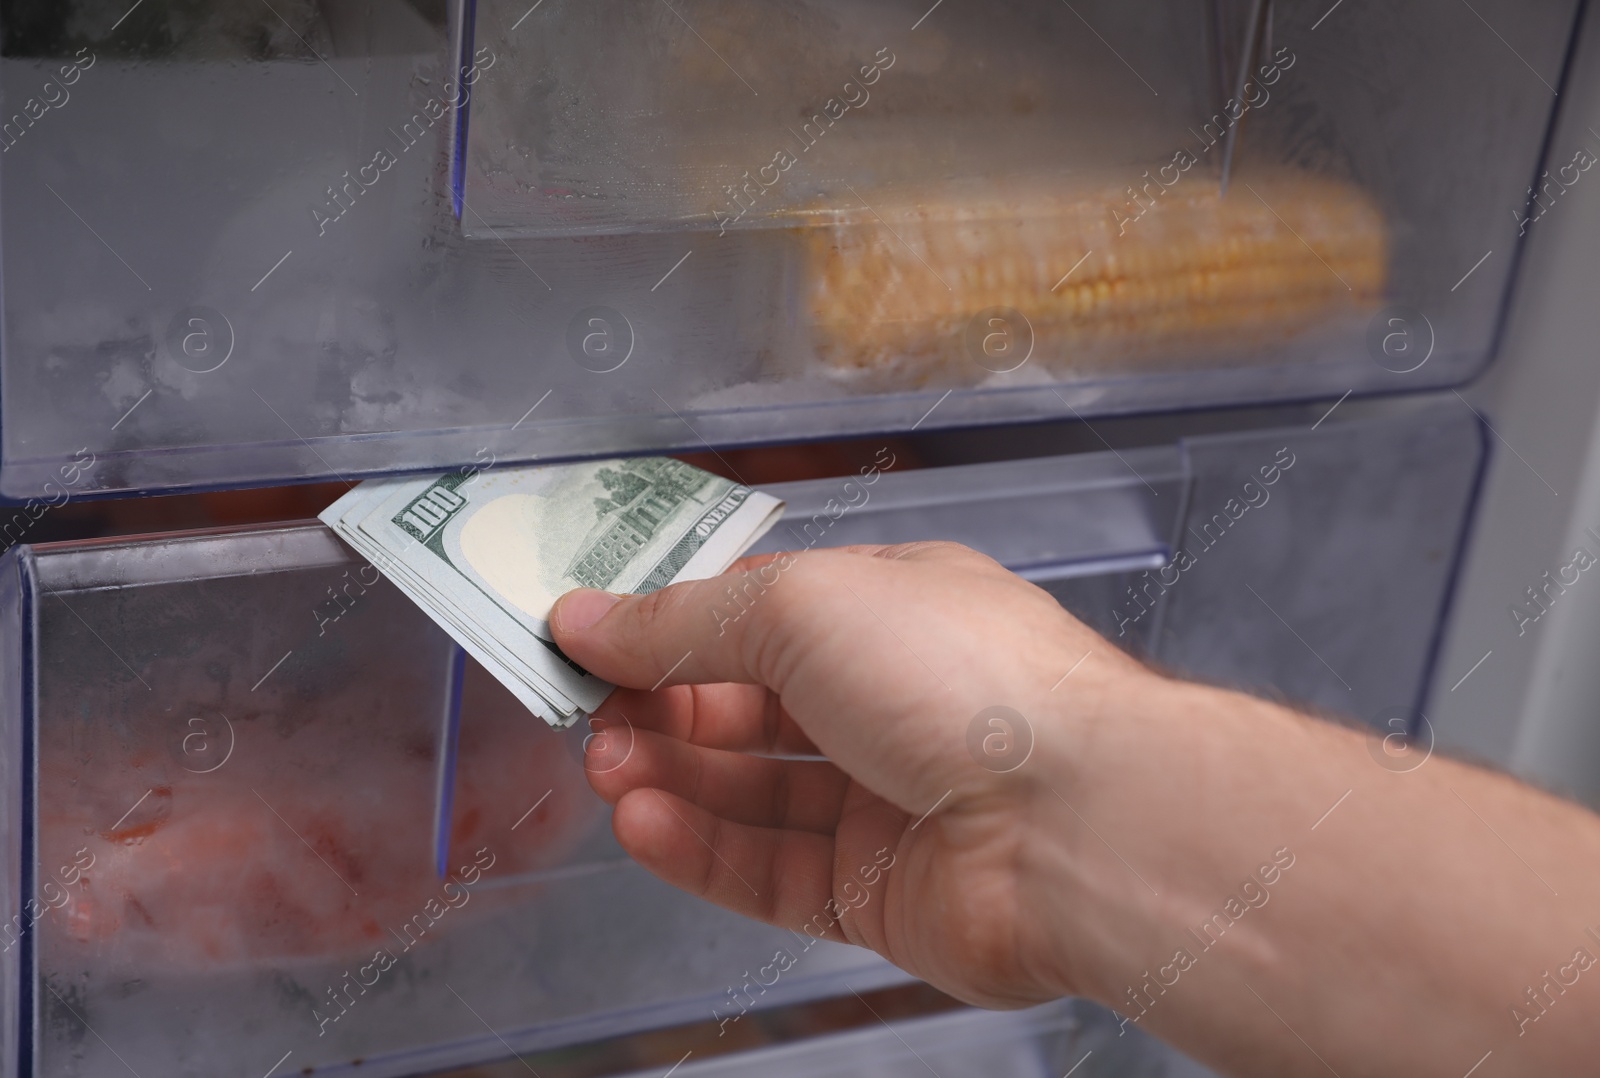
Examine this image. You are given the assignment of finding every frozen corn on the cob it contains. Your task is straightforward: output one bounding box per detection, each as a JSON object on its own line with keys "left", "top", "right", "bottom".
{"left": 791, "top": 172, "right": 1388, "bottom": 386}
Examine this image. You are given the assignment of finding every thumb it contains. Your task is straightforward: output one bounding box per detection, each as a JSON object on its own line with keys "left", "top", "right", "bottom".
{"left": 551, "top": 558, "right": 798, "bottom": 690}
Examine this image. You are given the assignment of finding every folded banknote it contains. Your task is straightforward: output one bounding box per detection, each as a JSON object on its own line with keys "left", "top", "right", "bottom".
{"left": 320, "top": 458, "right": 784, "bottom": 727}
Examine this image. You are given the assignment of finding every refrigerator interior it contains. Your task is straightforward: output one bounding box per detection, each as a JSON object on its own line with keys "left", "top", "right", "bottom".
{"left": 0, "top": 0, "right": 1578, "bottom": 495}
{"left": 1, "top": 396, "right": 1483, "bottom": 1077}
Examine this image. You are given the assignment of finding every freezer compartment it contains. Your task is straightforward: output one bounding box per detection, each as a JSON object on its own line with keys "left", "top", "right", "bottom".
{"left": 0, "top": 0, "right": 1580, "bottom": 496}
{"left": 466, "top": 0, "right": 1392, "bottom": 389}
{"left": 0, "top": 397, "right": 1489, "bottom": 1076}
{"left": 2, "top": 443, "right": 1191, "bottom": 1078}
{"left": 5, "top": 526, "right": 902, "bottom": 1078}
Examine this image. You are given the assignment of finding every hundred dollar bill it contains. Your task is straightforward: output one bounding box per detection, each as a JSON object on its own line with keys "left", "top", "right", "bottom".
{"left": 321, "top": 478, "right": 582, "bottom": 716}
{"left": 321, "top": 458, "right": 784, "bottom": 727}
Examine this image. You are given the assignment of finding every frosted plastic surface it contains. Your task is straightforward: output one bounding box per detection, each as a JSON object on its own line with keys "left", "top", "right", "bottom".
{"left": 12, "top": 526, "right": 897, "bottom": 1078}
{"left": 0, "top": 400, "right": 1487, "bottom": 1075}
{"left": 0, "top": 0, "right": 1580, "bottom": 495}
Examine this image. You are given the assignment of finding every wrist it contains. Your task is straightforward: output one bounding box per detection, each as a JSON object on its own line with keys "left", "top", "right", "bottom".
{"left": 1014, "top": 660, "right": 1178, "bottom": 1003}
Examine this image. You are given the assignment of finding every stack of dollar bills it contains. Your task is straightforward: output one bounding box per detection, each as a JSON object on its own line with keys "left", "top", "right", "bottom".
{"left": 320, "top": 458, "right": 784, "bottom": 728}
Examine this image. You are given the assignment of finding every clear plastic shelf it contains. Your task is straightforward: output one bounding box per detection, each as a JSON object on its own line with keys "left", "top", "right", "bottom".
{"left": 0, "top": 0, "right": 1580, "bottom": 495}
{"left": 749, "top": 445, "right": 1188, "bottom": 580}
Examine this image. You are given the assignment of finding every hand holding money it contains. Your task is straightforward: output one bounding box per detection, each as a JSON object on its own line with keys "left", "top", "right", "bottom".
{"left": 320, "top": 458, "right": 783, "bottom": 727}
{"left": 548, "top": 540, "right": 1132, "bottom": 1012}
{"left": 548, "top": 542, "right": 1600, "bottom": 1078}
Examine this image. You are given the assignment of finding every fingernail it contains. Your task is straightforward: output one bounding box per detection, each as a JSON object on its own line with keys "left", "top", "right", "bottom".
{"left": 556, "top": 589, "right": 621, "bottom": 633}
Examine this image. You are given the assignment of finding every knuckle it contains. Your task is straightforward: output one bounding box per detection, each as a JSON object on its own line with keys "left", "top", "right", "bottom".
{"left": 629, "top": 585, "right": 695, "bottom": 676}
{"left": 759, "top": 692, "right": 784, "bottom": 753}
{"left": 771, "top": 550, "right": 841, "bottom": 597}
{"left": 703, "top": 815, "right": 744, "bottom": 908}
{"left": 740, "top": 557, "right": 830, "bottom": 685}
{"left": 754, "top": 863, "right": 782, "bottom": 924}
{"left": 687, "top": 736, "right": 706, "bottom": 804}
{"left": 880, "top": 539, "right": 979, "bottom": 562}
{"left": 697, "top": 821, "right": 721, "bottom": 897}
{"left": 771, "top": 761, "right": 793, "bottom": 828}
{"left": 932, "top": 541, "right": 1008, "bottom": 574}
{"left": 629, "top": 584, "right": 678, "bottom": 630}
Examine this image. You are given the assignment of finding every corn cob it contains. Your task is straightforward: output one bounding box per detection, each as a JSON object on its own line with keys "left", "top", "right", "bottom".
{"left": 790, "top": 171, "right": 1388, "bottom": 386}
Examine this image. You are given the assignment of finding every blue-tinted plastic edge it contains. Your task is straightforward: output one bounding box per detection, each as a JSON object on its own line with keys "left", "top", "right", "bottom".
{"left": 1410, "top": 414, "right": 1494, "bottom": 738}
{"left": 434, "top": 644, "right": 467, "bottom": 880}
{"left": 15, "top": 550, "right": 36, "bottom": 1078}
{"left": 451, "top": 0, "right": 478, "bottom": 219}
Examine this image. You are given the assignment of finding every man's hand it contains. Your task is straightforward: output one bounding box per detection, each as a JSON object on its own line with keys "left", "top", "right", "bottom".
{"left": 554, "top": 541, "right": 1600, "bottom": 1077}
{"left": 551, "top": 541, "right": 1140, "bottom": 1008}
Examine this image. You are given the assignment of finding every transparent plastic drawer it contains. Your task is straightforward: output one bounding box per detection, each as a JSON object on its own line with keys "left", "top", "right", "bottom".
{"left": 0, "top": 398, "right": 1486, "bottom": 1076}
{"left": 0, "top": 446, "right": 1186, "bottom": 1078}
{"left": 753, "top": 396, "right": 1486, "bottom": 723}
{"left": 751, "top": 446, "right": 1187, "bottom": 580}
{"left": 0, "top": 0, "right": 1580, "bottom": 496}
{"left": 0, "top": 448, "right": 1185, "bottom": 1078}
{"left": 0, "top": 527, "right": 903, "bottom": 1078}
